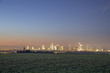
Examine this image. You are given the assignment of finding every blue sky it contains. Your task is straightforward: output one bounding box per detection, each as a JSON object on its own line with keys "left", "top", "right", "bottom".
{"left": 0, "top": 0, "right": 110, "bottom": 48}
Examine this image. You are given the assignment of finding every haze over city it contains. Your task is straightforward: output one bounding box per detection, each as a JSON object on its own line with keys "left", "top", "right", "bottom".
{"left": 0, "top": 0, "right": 110, "bottom": 49}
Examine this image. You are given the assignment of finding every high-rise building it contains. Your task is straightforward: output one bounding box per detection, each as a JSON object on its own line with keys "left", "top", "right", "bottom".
{"left": 54, "top": 46, "right": 57, "bottom": 50}
{"left": 61, "top": 46, "right": 64, "bottom": 51}
{"left": 26, "top": 46, "right": 30, "bottom": 50}
{"left": 57, "top": 45, "right": 59, "bottom": 50}
{"left": 50, "top": 43, "right": 54, "bottom": 50}
{"left": 77, "top": 43, "right": 83, "bottom": 51}
{"left": 42, "top": 45, "right": 45, "bottom": 50}
{"left": 32, "top": 46, "right": 35, "bottom": 50}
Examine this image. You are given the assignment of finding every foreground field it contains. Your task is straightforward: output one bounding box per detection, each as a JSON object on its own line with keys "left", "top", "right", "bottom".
{"left": 0, "top": 53, "right": 110, "bottom": 73}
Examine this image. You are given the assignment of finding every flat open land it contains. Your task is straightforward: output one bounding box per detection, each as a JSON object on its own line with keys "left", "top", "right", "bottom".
{"left": 0, "top": 53, "right": 110, "bottom": 73}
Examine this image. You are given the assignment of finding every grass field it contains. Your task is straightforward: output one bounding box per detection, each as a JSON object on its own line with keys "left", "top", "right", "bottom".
{"left": 0, "top": 53, "right": 110, "bottom": 73}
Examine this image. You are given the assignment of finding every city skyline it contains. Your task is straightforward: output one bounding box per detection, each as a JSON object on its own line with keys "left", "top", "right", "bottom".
{"left": 1, "top": 42, "right": 110, "bottom": 54}
{"left": 0, "top": 0, "right": 110, "bottom": 49}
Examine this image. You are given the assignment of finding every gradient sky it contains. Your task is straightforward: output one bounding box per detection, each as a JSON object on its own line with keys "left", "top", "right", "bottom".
{"left": 0, "top": 0, "right": 110, "bottom": 49}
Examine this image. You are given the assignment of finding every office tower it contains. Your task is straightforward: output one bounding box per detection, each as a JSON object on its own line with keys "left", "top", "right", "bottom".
{"left": 42, "top": 45, "right": 45, "bottom": 50}
{"left": 54, "top": 46, "right": 57, "bottom": 50}
{"left": 78, "top": 43, "right": 83, "bottom": 51}
{"left": 61, "top": 46, "right": 64, "bottom": 51}
{"left": 32, "top": 46, "right": 35, "bottom": 50}
{"left": 57, "top": 45, "right": 59, "bottom": 50}
{"left": 50, "top": 43, "right": 54, "bottom": 50}
{"left": 26, "top": 46, "right": 30, "bottom": 50}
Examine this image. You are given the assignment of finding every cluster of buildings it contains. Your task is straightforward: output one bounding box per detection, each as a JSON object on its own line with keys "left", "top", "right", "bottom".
{"left": 21, "top": 43, "right": 109, "bottom": 53}
{"left": 23, "top": 43, "right": 64, "bottom": 52}
{"left": 0, "top": 43, "right": 110, "bottom": 54}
